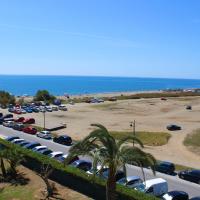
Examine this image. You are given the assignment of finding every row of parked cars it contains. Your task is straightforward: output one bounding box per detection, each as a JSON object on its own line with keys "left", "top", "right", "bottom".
{"left": 8, "top": 103, "right": 67, "bottom": 114}
{"left": 5, "top": 135, "right": 200, "bottom": 200}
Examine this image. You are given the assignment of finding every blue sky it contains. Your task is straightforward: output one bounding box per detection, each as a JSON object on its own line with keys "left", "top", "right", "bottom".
{"left": 0, "top": 0, "right": 200, "bottom": 78}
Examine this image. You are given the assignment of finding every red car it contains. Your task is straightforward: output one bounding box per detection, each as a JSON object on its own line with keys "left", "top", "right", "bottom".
{"left": 14, "top": 117, "right": 25, "bottom": 123}
{"left": 22, "top": 126, "right": 37, "bottom": 134}
{"left": 23, "top": 118, "right": 35, "bottom": 124}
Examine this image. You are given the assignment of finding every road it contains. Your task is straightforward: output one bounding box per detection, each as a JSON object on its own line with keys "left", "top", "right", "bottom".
{"left": 0, "top": 126, "right": 199, "bottom": 198}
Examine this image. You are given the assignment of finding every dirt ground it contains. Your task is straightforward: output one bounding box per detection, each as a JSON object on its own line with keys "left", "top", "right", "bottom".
{"left": 2, "top": 96, "right": 200, "bottom": 168}
{"left": 0, "top": 165, "right": 92, "bottom": 200}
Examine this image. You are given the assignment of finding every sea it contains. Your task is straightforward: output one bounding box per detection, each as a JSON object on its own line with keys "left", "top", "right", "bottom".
{"left": 0, "top": 75, "right": 200, "bottom": 96}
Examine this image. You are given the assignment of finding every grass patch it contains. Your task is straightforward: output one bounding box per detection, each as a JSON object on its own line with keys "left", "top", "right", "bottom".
{"left": 184, "top": 129, "right": 200, "bottom": 147}
{"left": 110, "top": 131, "right": 171, "bottom": 146}
{"left": 0, "top": 185, "right": 35, "bottom": 200}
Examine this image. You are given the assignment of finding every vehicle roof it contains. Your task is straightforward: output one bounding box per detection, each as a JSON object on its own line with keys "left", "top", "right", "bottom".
{"left": 13, "top": 139, "right": 24, "bottom": 142}
{"left": 59, "top": 135, "right": 71, "bottom": 138}
{"left": 40, "top": 131, "right": 50, "bottom": 134}
{"left": 145, "top": 178, "right": 167, "bottom": 187}
{"left": 50, "top": 151, "right": 63, "bottom": 156}
{"left": 34, "top": 146, "right": 47, "bottom": 149}
{"left": 6, "top": 136, "right": 19, "bottom": 139}
{"left": 159, "top": 161, "right": 174, "bottom": 165}
{"left": 168, "top": 191, "right": 188, "bottom": 196}
{"left": 126, "top": 176, "right": 141, "bottom": 181}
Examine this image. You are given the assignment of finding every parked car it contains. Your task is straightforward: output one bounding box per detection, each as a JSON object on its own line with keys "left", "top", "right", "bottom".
{"left": 32, "top": 146, "right": 47, "bottom": 152}
{"left": 167, "top": 124, "right": 181, "bottom": 131}
{"left": 117, "top": 176, "right": 143, "bottom": 188}
{"left": 70, "top": 160, "right": 92, "bottom": 171}
{"left": 3, "top": 121, "right": 15, "bottom": 128}
{"left": 186, "top": 105, "right": 192, "bottom": 110}
{"left": 2, "top": 114, "right": 13, "bottom": 119}
{"left": 23, "top": 126, "right": 37, "bottom": 135}
{"left": 56, "top": 154, "right": 79, "bottom": 164}
{"left": 53, "top": 135, "right": 72, "bottom": 146}
{"left": 36, "top": 131, "right": 52, "bottom": 140}
{"left": 8, "top": 108, "right": 15, "bottom": 113}
{"left": 21, "top": 109, "right": 27, "bottom": 114}
{"left": 101, "top": 169, "right": 126, "bottom": 182}
{"left": 161, "top": 97, "right": 167, "bottom": 101}
{"left": 58, "top": 105, "right": 68, "bottom": 111}
{"left": 24, "top": 142, "right": 41, "bottom": 149}
{"left": 134, "top": 178, "right": 168, "bottom": 197}
{"left": 23, "top": 118, "right": 35, "bottom": 124}
{"left": 18, "top": 141, "right": 30, "bottom": 147}
{"left": 14, "top": 117, "right": 25, "bottom": 123}
{"left": 32, "top": 107, "right": 40, "bottom": 113}
{"left": 178, "top": 170, "right": 200, "bottom": 184}
{"left": 25, "top": 108, "right": 33, "bottom": 113}
{"left": 162, "top": 191, "right": 189, "bottom": 200}
{"left": 38, "top": 149, "right": 53, "bottom": 155}
{"left": 14, "top": 109, "right": 22, "bottom": 115}
{"left": 155, "top": 161, "right": 175, "bottom": 175}
{"left": 48, "top": 151, "right": 63, "bottom": 158}
{"left": 108, "top": 97, "right": 117, "bottom": 101}
{"left": 13, "top": 123, "right": 25, "bottom": 131}
{"left": 52, "top": 106, "right": 58, "bottom": 111}
{"left": 6, "top": 136, "right": 20, "bottom": 141}
{"left": 11, "top": 139, "right": 25, "bottom": 144}
{"left": 46, "top": 106, "right": 53, "bottom": 112}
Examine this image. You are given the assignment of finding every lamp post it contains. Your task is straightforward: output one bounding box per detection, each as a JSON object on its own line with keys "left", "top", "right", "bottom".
{"left": 43, "top": 110, "right": 46, "bottom": 130}
{"left": 130, "top": 120, "right": 136, "bottom": 146}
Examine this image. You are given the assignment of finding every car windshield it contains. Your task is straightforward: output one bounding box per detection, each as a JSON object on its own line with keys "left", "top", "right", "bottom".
{"left": 134, "top": 183, "right": 146, "bottom": 192}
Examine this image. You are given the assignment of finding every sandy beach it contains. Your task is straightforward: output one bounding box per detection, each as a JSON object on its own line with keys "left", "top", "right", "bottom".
{"left": 2, "top": 95, "right": 200, "bottom": 168}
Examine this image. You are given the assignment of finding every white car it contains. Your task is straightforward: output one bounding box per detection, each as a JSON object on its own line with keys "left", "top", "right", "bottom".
{"left": 11, "top": 138, "right": 25, "bottom": 144}
{"left": 48, "top": 151, "right": 63, "bottom": 158}
{"left": 59, "top": 105, "right": 68, "bottom": 111}
{"left": 134, "top": 178, "right": 168, "bottom": 197}
{"left": 32, "top": 145, "right": 47, "bottom": 152}
{"left": 36, "top": 131, "right": 52, "bottom": 140}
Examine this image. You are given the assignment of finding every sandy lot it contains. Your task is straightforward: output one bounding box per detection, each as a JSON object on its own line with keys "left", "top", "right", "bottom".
{"left": 2, "top": 96, "right": 200, "bottom": 168}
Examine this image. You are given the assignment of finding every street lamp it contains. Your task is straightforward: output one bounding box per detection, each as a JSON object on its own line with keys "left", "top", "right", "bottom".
{"left": 130, "top": 120, "right": 136, "bottom": 146}
{"left": 43, "top": 110, "right": 46, "bottom": 130}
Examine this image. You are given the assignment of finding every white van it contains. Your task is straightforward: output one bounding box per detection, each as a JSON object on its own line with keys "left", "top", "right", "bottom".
{"left": 134, "top": 178, "right": 168, "bottom": 197}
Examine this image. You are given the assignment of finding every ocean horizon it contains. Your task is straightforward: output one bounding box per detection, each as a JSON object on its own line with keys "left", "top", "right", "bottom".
{"left": 1, "top": 75, "right": 200, "bottom": 96}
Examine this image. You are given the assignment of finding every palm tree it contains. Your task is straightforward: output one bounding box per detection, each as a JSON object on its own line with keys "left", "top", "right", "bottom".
{"left": 65, "top": 124, "right": 156, "bottom": 200}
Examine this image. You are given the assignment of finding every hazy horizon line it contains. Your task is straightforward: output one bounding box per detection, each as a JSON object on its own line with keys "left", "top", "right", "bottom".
{"left": 0, "top": 74, "right": 200, "bottom": 81}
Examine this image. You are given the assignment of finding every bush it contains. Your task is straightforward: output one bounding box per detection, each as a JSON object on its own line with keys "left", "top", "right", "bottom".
{"left": 0, "top": 139, "right": 159, "bottom": 200}
{"left": 34, "top": 90, "right": 56, "bottom": 104}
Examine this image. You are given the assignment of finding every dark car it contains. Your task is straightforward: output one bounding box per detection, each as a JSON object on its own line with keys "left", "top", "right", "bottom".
{"left": 162, "top": 191, "right": 189, "bottom": 200}
{"left": 2, "top": 114, "right": 14, "bottom": 119}
{"left": 24, "top": 142, "right": 41, "bottom": 149}
{"left": 0, "top": 113, "right": 3, "bottom": 118}
{"left": 6, "top": 136, "right": 20, "bottom": 142}
{"left": 70, "top": 160, "right": 92, "bottom": 171}
{"left": 13, "top": 123, "right": 25, "bottom": 131}
{"left": 178, "top": 170, "right": 200, "bottom": 184}
{"left": 53, "top": 135, "right": 72, "bottom": 146}
{"left": 38, "top": 149, "right": 53, "bottom": 155}
{"left": 190, "top": 197, "right": 200, "bottom": 200}
{"left": 18, "top": 141, "right": 30, "bottom": 147}
{"left": 101, "top": 169, "right": 126, "bottom": 181}
{"left": 167, "top": 124, "right": 181, "bottom": 131}
{"left": 56, "top": 154, "right": 79, "bottom": 164}
{"left": 155, "top": 161, "right": 175, "bottom": 175}
{"left": 186, "top": 105, "right": 192, "bottom": 110}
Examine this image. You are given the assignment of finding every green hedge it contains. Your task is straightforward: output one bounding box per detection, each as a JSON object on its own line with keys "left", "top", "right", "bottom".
{"left": 0, "top": 138, "right": 159, "bottom": 200}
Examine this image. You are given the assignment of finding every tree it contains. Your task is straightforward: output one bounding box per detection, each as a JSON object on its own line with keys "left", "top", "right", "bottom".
{"left": 65, "top": 124, "right": 156, "bottom": 200}
{"left": 37, "top": 163, "right": 58, "bottom": 200}
{"left": 0, "top": 90, "right": 15, "bottom": 107}
{"left": 34, "top": 90, "right": 56, "bottom": 104}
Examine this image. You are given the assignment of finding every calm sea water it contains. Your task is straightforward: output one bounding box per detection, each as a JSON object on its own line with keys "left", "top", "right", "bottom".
{"left": 0, "top": 75, "right": 200, "bottom": 96}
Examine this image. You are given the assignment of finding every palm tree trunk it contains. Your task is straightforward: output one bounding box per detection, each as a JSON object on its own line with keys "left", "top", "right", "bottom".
{"left": 0, "top": 158, "right": 6, "bottom": 178}
{"left": 106, "top": 167, "right": 117, "bottom": 200}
